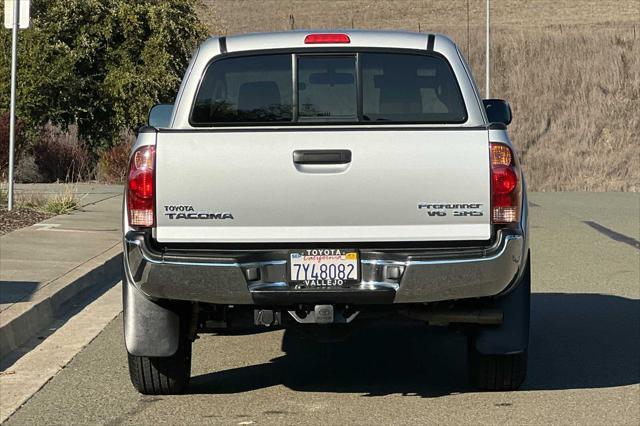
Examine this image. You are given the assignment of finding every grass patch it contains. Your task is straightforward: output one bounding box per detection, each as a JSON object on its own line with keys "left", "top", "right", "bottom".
{"left": 42, "top": 191, "right": 79, "bottom": 215}
{"left": 0, "top": 184, "right": 80, "bottom": 215}
{"left": 16, "top": 192, "right": 48, "bottom": 210}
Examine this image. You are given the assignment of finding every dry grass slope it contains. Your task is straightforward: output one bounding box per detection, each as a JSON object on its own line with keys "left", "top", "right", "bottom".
{"left": 198, "top": 0, "right": 640, "bottom": 191}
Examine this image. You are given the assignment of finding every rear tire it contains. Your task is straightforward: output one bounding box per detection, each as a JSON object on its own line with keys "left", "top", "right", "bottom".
{"left": 127, "top": 337, "right": 192, "bottom": 395}
{"left": 469, "top": 254, "right": 530, "bottom": 391}
{"left": 468, "top": 345, "right": 527, "bottom": 391}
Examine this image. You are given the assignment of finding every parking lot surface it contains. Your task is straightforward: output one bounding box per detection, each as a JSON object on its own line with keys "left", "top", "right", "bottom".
{"left": 4, "top": 193, "right": 639, "bottom": 425}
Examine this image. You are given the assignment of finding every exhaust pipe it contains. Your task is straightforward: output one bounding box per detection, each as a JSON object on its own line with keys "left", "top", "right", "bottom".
{"left": 400, "top": 307, "right": 502, "bottom": 325}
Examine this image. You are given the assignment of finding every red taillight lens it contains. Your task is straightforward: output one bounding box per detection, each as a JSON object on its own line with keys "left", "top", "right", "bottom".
{"left": 492, "top": 165, "right": 517, "bottom": 195}
{"left": 304, "top": 33, "right": 351, "bottom": 44}
{"left": 490, "top": 143, "right": 520, "bottom": 223}
{"left": 127, "top": 145, "right": 155, "bottom": 227}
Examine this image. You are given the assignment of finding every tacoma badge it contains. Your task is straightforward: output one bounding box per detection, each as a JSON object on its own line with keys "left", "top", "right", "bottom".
{"left": 164, "top": 205, "right": 234, "bottom": 220}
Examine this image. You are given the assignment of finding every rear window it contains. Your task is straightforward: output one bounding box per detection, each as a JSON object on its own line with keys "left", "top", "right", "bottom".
{"left": 361, "top": 53, "right": 466, "bottom": 123}
{"left": 191, "top": 54, "right": 293, "bottom": 124}
{"left": 190, "top": 52, "right": 466, "bottom": 126}
{"left": 297, "top": 56, "right": 357, "bottom": 120}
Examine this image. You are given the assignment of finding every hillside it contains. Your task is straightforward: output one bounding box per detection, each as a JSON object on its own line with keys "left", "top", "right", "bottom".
{"left": 197, "top": 0, "right": 639, "bottom": 191}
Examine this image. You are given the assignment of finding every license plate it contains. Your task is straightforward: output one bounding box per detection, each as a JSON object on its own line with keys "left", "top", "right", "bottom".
{"left": 288, "top": 249, "right": 360, "bottom": 287}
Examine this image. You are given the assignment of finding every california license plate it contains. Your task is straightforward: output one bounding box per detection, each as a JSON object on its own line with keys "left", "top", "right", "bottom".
{"left": 288, "top": 249, "right": 360, "bottom": 287}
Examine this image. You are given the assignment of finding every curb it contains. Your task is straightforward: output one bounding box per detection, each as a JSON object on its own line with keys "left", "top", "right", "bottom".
{"left": 0, "top": 245, "right": 122, "bottom": 359}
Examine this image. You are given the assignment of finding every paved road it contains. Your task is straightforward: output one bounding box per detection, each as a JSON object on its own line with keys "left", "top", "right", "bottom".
{"left": 4, "top": 193, "right": 640, "bottom": 425}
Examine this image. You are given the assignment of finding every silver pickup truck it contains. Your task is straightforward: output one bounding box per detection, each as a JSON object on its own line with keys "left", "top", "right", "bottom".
{"left": 123, "top": 30, "right": 530, "bottom": 395}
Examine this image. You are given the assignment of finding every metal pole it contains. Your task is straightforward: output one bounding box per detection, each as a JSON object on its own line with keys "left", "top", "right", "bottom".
{"left": 466, "top": 0, "right": 470, "bottom": 56}
{"left": 485, "top": 0, "right": 490, "bottom": 99}
{"left": 8, "top": 0, "right": 20, "bottom": 211}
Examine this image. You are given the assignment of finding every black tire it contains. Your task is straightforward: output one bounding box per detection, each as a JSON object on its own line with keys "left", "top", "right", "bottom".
{"left": 469, "top": 254, "right": 530, "bottom": 391}
{"left": 468, "top": 346, "right": 527, "bottom": 391}
{"left": 127, "top": 336, "right": 192, "bottom": 395}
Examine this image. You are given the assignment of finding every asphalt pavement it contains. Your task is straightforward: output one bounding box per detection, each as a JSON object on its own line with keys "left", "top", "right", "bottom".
{"left": 2, "top": 193, "right": 639, "bottom": 425}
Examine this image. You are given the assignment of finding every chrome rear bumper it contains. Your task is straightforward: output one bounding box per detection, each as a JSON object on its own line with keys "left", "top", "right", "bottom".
{"left": 124, "top": 230, "right": 526, "bottom": 305}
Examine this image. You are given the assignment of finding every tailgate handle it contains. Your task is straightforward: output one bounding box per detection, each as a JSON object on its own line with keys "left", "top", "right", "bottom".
{"left": 293, "top": 150, "right": 352, "bottom": 165}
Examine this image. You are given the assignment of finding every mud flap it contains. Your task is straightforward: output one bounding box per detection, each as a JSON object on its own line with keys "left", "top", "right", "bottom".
{"left": 474, "top": 256, "right": 531, "bottom": 355}
{"left": 123, "top": 279, "right": 180, "bottom": 357}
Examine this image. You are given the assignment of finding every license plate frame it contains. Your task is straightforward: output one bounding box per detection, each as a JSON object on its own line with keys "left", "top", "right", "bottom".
{"left": 287, "top": 249, "right": 361, "bottom": 287}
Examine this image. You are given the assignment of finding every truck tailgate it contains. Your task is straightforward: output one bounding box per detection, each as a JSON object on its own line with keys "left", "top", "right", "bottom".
{"left": 154, "top": 129, "right": 490, "bottom": 243}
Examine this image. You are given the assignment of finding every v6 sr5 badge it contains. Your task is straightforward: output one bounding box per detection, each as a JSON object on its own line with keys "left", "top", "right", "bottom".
{"left": 418, "top": 202, "right": 484, "bottom": 217}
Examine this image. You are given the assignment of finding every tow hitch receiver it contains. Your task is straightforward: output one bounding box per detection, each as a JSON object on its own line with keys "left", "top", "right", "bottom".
{"left": 314, "top": 305, "right": 334, "bottom": 324}
{"left": 288, "top": 305, "right": 359, "bottom": 324}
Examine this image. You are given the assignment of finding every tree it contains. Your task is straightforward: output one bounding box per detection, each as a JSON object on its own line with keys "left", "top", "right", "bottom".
{"left": 0, "top": 0, "right": 207, "bottom": 151}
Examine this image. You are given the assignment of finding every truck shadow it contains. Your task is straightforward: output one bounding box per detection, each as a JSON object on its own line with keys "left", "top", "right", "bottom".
{"left": 0, "top": 281, "right": 40, "bottom": 304}
{"left": 189, "top": 293, "right": 639, "bottom": 397}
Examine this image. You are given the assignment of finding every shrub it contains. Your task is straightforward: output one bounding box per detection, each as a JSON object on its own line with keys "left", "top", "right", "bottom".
{"left": 32, "top": 123, "right": 91, "bottom": 182}
{"left": 96, "top": 130, "right": 135, "bottom": 183}
{"left": 0, "top": 111, "right": 26, "bottom": 179}
{"left": 14, "top": 155, "right": 43, "bottom": 183}
{"left": 0, "top": 0, "right": 207, "bottom": 153}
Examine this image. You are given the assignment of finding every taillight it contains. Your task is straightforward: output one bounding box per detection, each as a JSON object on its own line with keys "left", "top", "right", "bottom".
{"left": 490, "top": 143, "right": 520, "bottom": 223}
{"left": 304, "top": 33, "right": 351, "bottom": 44}
{"left": 127, "top": 145, "right": 155, "bottom": 227}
